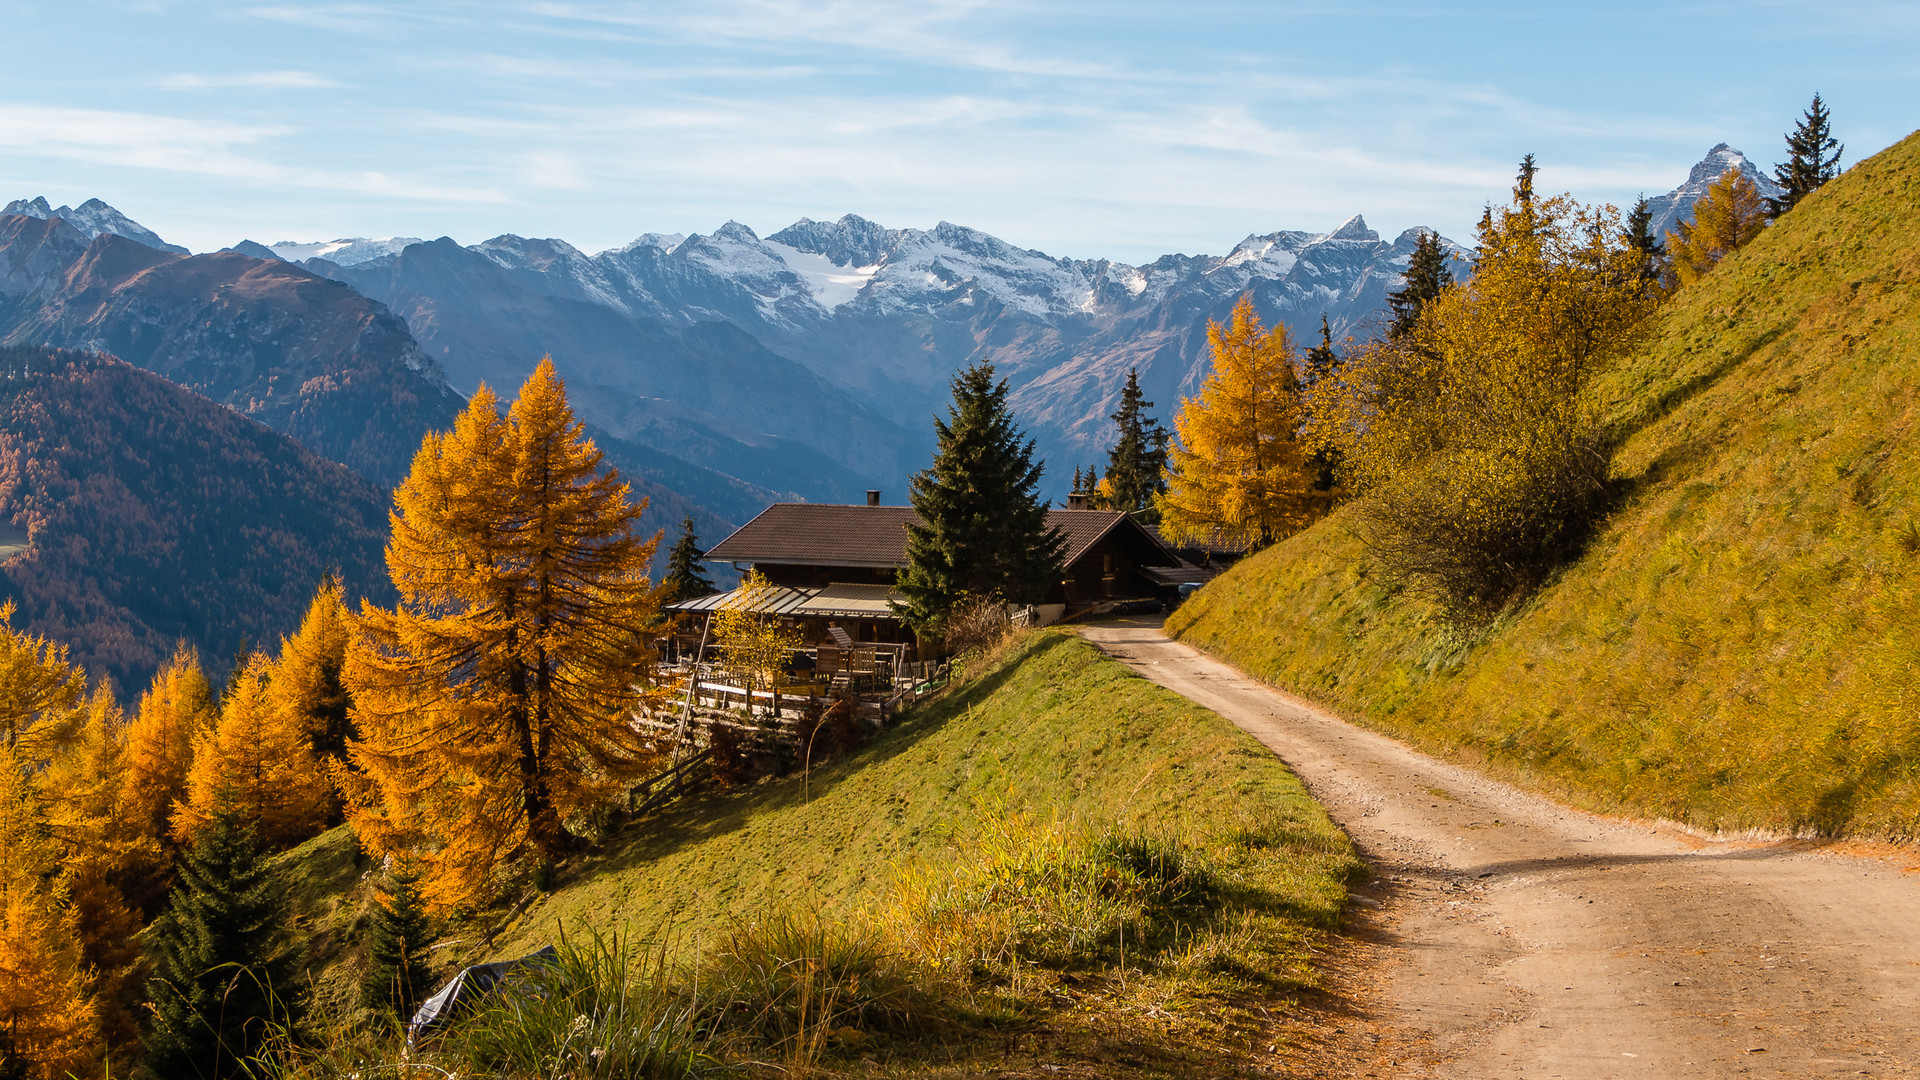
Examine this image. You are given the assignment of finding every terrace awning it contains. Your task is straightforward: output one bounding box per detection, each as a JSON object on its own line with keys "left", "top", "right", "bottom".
{"left": 666, "top": 582, "right": 902, "bottom": 621}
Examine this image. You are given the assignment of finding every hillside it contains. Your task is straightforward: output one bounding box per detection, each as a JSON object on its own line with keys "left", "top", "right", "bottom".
{"left": 0, "top": 213, "right": 464, "bottom": 488}
{"left": 287, "top": 631, "right": 1363, "bottom": 1073}
{"left": 0, "top": 346, "right": 393, "bottom": 690}
{"left": 1169, "top": 130, "right": 1920, "bottom": 836}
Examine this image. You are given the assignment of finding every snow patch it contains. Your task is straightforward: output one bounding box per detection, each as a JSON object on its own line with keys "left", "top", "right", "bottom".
{"left": 269, "top": 237, "right": 422, "bottom": 265}
{"left": 761, "top": 239, "right": 877, "bottom": 311}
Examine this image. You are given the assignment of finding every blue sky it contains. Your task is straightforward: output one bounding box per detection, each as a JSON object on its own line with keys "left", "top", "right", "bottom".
{"left": 4, "top": 1, "right": 1914, "bottom": 262}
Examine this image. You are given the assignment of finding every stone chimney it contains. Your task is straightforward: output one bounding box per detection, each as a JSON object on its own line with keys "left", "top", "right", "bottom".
{"left": 1066, "top": 493, "right": 1087, "bottom": 510}
{"left": 866, "top": 489, "right": 881, "bottom": 506}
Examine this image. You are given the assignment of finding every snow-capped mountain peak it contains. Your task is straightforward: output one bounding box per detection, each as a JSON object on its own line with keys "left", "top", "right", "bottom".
{"left": 2, "top": 196, "right": 188, "bottom": 254}
{"left": 1325, "top": 214, "right": 1379, "bottom": 242}
{"left": 1643, "top": 144, "right": 1788, "bottom": 241}
{"left": 266, "top": 236, "right": 424, "bottom": 266}
{"left": 608, "top": 232, "right": 687, "bottom": 256}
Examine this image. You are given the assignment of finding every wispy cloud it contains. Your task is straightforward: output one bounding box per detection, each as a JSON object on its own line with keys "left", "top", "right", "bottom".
{"left": 160, "top": 70, "right": 340, "bottom": 90}
{"left": 0, "top": 103, "right": 506, "bottom": 203}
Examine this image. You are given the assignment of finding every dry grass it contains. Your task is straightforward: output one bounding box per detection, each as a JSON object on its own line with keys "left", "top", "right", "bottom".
{"left": 1169, "top": 128, "right": 1920, "bottom": 838}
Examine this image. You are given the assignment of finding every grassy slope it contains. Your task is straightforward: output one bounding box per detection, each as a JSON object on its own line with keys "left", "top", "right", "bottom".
{"left": 284, "top": 631, "right": 1360, "bottom": 1019}
{"left": 496, "top": 630, "right": 1357, "bottom": 955}
{"left": 1170, "top": 129, "right": 1920, "bottom": 837}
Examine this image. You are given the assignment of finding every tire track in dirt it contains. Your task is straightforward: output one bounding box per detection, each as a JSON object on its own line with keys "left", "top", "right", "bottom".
{"left": 1081, "top": 620, "right": 1920, "bottom": 1079}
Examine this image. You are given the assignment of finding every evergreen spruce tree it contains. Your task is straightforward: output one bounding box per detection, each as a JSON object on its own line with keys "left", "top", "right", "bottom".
{"left": 895, "top": 362, "right": 1067, "bottom": 634}
{"left": 1386, "top": 231, "right": 1455, "bottom": 340}
{"left": 1625, "top": 195, "right": 1667, "bottom": 288}
{"left": 1101, "top": 368, "right": 1170, "bottom": 522}
{"left": 362, "top": 859, "right": 436, "bottom": 1019}
{"left": 144, "top": 790, "right": 292, "bottom": 1080}
{"left": 1770, "top": 92, "right": 1843, "bottom": 216}
{"left": 662, "top": 516, "right": 716, "bottom": 603}
{"left": 1301, "top": 315, "right": 1344, "bottom": 493}
{"left": 1302, "top": 315, "right": 1339, "bottom": 387}
{"left": 1514, "top": 153, "right": 1539, "bottom": 209}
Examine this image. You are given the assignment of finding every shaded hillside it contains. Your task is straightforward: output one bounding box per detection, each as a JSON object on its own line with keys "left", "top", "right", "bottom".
{"left": 0, "top": 213, "right": 463, "bottom": 488}
{"left": 1170, "top": 130, "right": 1920, "bottom": 837}
{"left": 0, "top": 346, "right": 393, "bottom": 690}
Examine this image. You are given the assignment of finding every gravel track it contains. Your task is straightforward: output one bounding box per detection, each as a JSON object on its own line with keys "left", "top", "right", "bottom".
{"left": 1081, "top": 619, "right": 1920, "bottom": 1079}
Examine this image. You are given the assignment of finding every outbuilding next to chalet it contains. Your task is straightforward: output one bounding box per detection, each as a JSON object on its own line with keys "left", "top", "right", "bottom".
{"left": 669, "top": 496, "right": 1188, "bottom": 651}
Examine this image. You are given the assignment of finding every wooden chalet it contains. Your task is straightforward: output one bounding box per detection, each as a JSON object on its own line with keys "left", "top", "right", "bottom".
{"left": 668, "top": 492, "right": 1187, "bottom": 654}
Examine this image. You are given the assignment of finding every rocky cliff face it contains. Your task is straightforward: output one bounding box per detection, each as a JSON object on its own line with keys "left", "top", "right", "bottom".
{"left": 0, "top": 213, "right": 463, "bottom": 488}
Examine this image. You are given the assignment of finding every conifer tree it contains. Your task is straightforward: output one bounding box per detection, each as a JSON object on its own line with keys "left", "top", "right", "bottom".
{"left": 1302, "top": 315, "right": 1339, "bottom": 387}
{"left": 144, "top": 791, "right": 292, "bottom": 1080}
{"left": 344, "top": 359, "right": 669, "bottom": 908}
{"left": 41, "top": 685, "right": 146, "bottom": 1054}
{"left": 0, "top": 749, "right": 99, "bottom": 1080}
{"left": 0, "top": 601, "right": 85, "bottom": 760}
{"left": 1386, "top": 231, "right": 1455, "bottom": 340}
{"left": 175, "top": 655, "right": 333, "bottom": 852}
{"left": 362, "top": 859, "right": 435, "bottom": 1018}
{"left": 1301, "top": 316, "right": 1345, "bottom": 493}
{"left": 1770, "top": 93, "right": 1842, "bottom": 216}
{"left": 1156, "top": 296, "right": 1324, "bottom": 550}
{"left": 121, "top": 647, "right": 216, "bottom": 856}
{"left": 1101, "top": 368, "right": 1170, "bottom": 522}
{"left": 1625, "top": 195, "right": 1667, "bottom": 288}
{"left": 267, "top": 577, "right": 354, "bottom": 770}
{"left": 895, "top": 362, "right": 1067, "bottom": 634}
{"left": 662, "top": 517, "right": 716, "bottom": 604}
{"left": 1666, "top": 170, "right": 1768, "bottom": 286}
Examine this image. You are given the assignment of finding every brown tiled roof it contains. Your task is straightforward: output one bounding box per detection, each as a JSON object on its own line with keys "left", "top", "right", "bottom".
{"left": 702, "top": 504, "right": 1176, "bottom": 568}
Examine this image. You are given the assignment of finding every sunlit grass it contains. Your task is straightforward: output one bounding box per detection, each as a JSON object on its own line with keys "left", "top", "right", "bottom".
{"left": 1170, "top": 129, "right": 1920, "bottom": 838}
{"left": 273, "top": 629, "right": 1364, "bottom": 1076}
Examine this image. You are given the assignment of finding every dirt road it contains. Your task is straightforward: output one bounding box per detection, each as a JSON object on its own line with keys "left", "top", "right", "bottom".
{"left": 1081, "top": 620, "right": 1920, "bottom": 1079}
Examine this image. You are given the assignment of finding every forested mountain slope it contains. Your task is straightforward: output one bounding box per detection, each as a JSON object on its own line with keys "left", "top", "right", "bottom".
{"left": 0, "top": 213, "right": 463, "bottom": 488}
{"left": 1170, "top": 129, "right": 1920, "bottom": 836}
{"left": 0, "top": 347, "right": 393, "bottom": 690}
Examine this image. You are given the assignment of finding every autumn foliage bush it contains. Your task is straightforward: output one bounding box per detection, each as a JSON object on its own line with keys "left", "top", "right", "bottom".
{"left": 1316, "top": 166, "right": 1659, "bottom": 619}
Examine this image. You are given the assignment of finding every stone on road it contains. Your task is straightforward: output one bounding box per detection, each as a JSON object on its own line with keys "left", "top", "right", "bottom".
{"left": 1082, "top": 619, "right": 1920, "bottom": 1079}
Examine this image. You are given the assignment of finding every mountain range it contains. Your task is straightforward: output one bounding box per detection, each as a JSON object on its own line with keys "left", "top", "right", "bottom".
{"left": 4, "top": 143, "right": 1760, "bottom": 517}
{"left": 0, "top": 143, "right": 1762, "bottom": 689}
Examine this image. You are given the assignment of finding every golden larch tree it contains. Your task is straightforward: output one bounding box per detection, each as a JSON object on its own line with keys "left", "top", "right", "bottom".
{"left": 174, "top": 653, "right": 334, "bottom": 851}
{"left": 1156, "top": 296, "right": 1324, "bottom": 550}
{"left": 344, "top": 358, "right": 669, "bottom": 908}
{"left": 39, "top": 686, "right": 145, "bottom": 1053}
{"left": 269, "top": 577, "right": 355, "bottom": 818}
{"left": 0, "top": 749, "right": 100, "bottom": 1078}
{"left": 1666, "top": 169, "right": 1769, "bottom": 286}
{"left": 118, "top": 646, "right": 215, "bottom": 852}
{"left": 0, "top": 600, "right": 85, "bottom": 760}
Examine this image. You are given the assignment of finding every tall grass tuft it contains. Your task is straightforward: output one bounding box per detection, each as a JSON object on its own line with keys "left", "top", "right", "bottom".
{"left": 447, "top": 930, "right": 711, "bottom": 1080}
{"left": 885, "top": 812, "right": 1215, "bottom": 977}
{"left": 698, "top": 912, "right": 930, "bottom": 1053}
